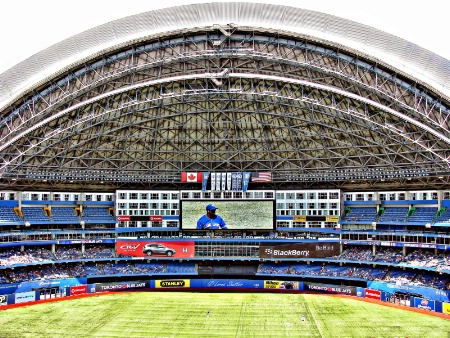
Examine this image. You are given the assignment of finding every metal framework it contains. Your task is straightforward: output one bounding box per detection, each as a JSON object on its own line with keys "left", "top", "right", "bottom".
{"left": 1, "top": 12, "right": 450, "bottom": 191}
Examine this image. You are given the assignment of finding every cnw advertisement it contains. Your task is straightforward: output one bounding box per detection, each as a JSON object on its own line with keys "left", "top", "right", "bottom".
{"left": 155, "top": 280, "right": 190, "bottom": 288}
{"left": 260, "top": 243, "right": 339, "bottom": 259}
{"left": 264, "top": 280, "right": 299, "bottom": 290}
{"left": 116, "top": 240, "right": 195, "bottom": 258}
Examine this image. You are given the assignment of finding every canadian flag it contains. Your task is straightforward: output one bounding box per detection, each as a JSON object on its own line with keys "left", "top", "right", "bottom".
{"left": 181, "top": 172, "right": 203, "bottom": 182}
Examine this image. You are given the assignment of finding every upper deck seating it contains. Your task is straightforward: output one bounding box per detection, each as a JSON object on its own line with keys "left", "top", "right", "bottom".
{"left": 21, "top": 207, "right": 51, "bottom": 223}
{"left": 334, "top": 248, "right": 374, "bottom": 262}
{"left": 342, "top": 207, "right": 377, "bottom": 222}
{"left": 51, "top": 207, "right": 80, "bottom": 223}
{"left": 0, "top": 207, "right": 23, "bottom": 223}
{"left": 378, "top": 207, "right": 408, "bottom": 222}
{"left": 407, "top": 207, "right": 437, "bottom": 223}
{"left": 81, "top": 207, "right": 115, "bottom": 222}
{"left": 434, "top": 208, "right": 450, "bottom": 223}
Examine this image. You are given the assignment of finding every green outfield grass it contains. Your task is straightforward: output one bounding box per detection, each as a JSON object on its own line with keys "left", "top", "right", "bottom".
{"left": 0, "top": 292, "right": 448, "bottom": 337}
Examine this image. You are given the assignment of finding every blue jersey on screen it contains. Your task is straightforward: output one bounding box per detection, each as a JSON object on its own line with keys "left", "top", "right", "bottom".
{"left": 197, "top": 214, "right": 227, "bottom": 230}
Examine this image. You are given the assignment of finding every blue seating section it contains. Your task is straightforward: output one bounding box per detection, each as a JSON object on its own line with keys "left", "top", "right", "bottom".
{"left": 259, "top": 263, "right": 290, "bottom": 274}
{"left": 387, "top": 269, "right": 416, "bottom": 282}
{"left": 0, "top": 207, "right": 23, "bottom": 223}
{"left": 321, "top": 264, "right": 353, "bottom": 277}
{"left": 81, "top": 207, "right": 115, "bottom": 222}
{"left": 291, "top": 263, "right": 323, "bottom": 276}
{"left": 352, "top": 266, "right": 388, "bottom": 280}
{"left": 378, "top": 207, "right": 408, "bottom": 222}
{"left": 21, "top": 207, "right": 51, "bottom": 223}
{"left": 166, "top": 262, "right": 196, "bottom": 273}
{"left": 83, "top": 263, "right": 103, "bottom": 276}
{"left": 342, "top": 207, "right": 377, "bottom": 222}
{"left": 51, "top": 207, "right": 79, "bottom": 223}
{"left": 134, "top": 263, "right": 164, "bottom": 274}
{"left": 101, "top": 262, "right": 134, "bottom": 275}
{"left": 407, "top": 207, "right": 437, "bottom": 223}
{"left": 434, "top": 208, "right": 450, "bottom": 223}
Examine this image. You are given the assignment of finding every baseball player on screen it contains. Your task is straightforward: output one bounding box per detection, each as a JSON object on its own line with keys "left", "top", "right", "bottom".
{"left": 196, "top": 204, "right": 228, "bottom": 230}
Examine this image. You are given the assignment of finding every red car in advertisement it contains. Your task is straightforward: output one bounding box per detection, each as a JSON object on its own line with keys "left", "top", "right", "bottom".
{"left": 116, "top": 240, "right": 195, "bottom": 258}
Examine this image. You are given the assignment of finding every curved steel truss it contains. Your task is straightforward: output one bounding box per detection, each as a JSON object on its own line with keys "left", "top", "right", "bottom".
{"left": 1, "top": 28, "right": 450, "bottom": 191}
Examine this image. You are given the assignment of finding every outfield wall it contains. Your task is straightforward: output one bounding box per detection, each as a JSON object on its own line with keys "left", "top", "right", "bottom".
{"left": 1, "top": 278, "right": 449, "bottom": 316}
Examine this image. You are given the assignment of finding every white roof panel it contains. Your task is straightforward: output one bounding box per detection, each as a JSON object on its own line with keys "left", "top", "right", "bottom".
{"left": 1, "top": 2, "right": 449, "bottom": 109}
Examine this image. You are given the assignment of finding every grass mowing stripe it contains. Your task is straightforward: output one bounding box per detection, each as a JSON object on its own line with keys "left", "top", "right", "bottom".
{"left": 302, "top": 294, "right": 325, "bottom": 338}
{"left": 0, "top": 292, "right": 448, "bottom": 337}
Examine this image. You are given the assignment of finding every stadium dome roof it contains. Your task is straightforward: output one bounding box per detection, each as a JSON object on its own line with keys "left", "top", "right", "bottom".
{"left": 1, "top": 2, "right": 449, "bottom": 191}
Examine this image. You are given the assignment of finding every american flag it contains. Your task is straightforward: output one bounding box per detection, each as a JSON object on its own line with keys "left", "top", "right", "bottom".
{"left": 251, "top": 171, "right": 272, "bottom": 182}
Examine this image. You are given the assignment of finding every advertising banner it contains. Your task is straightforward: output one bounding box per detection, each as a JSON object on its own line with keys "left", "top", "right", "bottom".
{"left": 367, "top": 281, "right": 450, "bottom": 302}
{"left": 14, "top": 278, "right": 87, "bottom": 294}
{"left": 413, "top": 297, "right": 435, "bottom": 311}
{"left": 190, "top": 279, "right": 264, "bottom": 289}
{"left": 293, "top": 216, "right": 306, "bottom": 222}
{"left": 264, "top": 280, "right": 299, "bottom": 290}
{"left": 116, "top": 240, "right": 195, "bottom": 258}
{"left": 0, "top": 285, "right": 18, "bottom": 295}
{"left": 365, "top": 289, "right": 381, "bottom": 300}
{"left": 57, "top": 239, "right": 114, "bottom": 245}
{"left": 260, "top": 243, "right": 339, "bottom": 259}
{"left": 155, "top": 280, "right": 190, "bottom": 288}
{"left": 15, "top": 291, "right": 35, "bottom": 304}
{"left": 443, "top": 303, "right": 450, "bottom": 315}
{"left": 70, "top": 285, "right": 88, "bottom": 296}
{"left": 0, "top": 294, "right": 7, "bottom": 306}
{"left": 95, "top": 281, "right": 147, "bottom": 292}
{"left": 304, "top": 282, "right": 357, "bottom": 296}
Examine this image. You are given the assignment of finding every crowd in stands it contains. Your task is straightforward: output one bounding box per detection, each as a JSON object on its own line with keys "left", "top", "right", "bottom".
{"left": 332, "top": 247, "right": 450, "bottom": 271}
{"left": 259, "top": 263, "right": 290, "bottom": 275}
{"left": 258, "top": 262, "right": 449, "bottom": 289}
{"left": 134, "top": 263, "right": 165, "bottom": 274}
{"left": 0, "top": 245, "right": 449, "bottom": 290}
{"left": 83, "top": 246, "right": 115, "bottom": 259}
{"left": 0, "top": 246, "right": 116, "bottom": 266}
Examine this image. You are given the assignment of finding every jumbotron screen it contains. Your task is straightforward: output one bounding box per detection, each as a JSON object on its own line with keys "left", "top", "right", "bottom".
{"left": 180, "top": 200, "right": 274, "bottom": 231}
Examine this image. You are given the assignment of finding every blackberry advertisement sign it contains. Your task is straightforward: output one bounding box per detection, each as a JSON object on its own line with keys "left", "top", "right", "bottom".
{"left": 259, "top": 243, "right": 339, "bottom": 259}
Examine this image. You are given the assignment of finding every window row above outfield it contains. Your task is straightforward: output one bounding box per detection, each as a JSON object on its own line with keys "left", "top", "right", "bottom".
{"left": 2, "top": 188, "right": 449, "bottom": 203}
